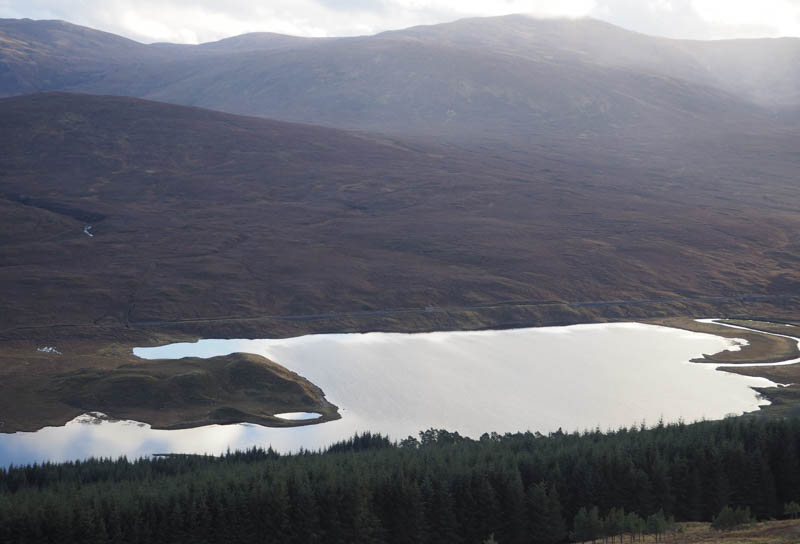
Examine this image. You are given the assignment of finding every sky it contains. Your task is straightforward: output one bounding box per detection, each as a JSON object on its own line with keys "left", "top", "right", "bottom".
{"left": 0, "top": 0, "right": 798, "bottom": 44}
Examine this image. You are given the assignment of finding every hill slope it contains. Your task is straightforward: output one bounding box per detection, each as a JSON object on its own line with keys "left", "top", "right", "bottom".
{"left": 1, "top": 92, "right": 799, "bottom": 334}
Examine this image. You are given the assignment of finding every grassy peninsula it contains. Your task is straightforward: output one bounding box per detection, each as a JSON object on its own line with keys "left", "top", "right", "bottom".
{"left": 0, "top": 329, "right": 337, "bottom": 432}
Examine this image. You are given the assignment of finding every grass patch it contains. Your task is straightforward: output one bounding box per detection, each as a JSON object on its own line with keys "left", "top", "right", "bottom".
{"left": 44, "top": 353, "right": 339, "bottom": 429}
{"left": 652, "top": 318, "right": 799, "bottom": 365}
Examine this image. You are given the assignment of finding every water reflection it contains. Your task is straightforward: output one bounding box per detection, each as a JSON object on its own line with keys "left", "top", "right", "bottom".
{"left": 0, "top": 323, "right": 774, "bottom": 466}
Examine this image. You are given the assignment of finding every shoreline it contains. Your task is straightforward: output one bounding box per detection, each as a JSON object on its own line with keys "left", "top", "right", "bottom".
{"left": 652, "top": 317, "right": 800, "bottom": 418}
{"left": 2, "top": 317, "right": 795, "bottom": 435}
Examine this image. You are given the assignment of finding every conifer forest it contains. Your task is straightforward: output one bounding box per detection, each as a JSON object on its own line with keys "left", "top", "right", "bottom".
{"left": 2, "top": 417, "right": 799, "bottom": 543}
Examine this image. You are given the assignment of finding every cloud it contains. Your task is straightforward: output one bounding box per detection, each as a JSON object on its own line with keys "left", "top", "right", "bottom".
{"left": 589, "top": 0, "right": 798, "bottom": 39}
{"left": 0, "top": 0, "right": 798, "bottom": 43}
{"left": 692, "top": 0, "right": 800, "bottom": 38}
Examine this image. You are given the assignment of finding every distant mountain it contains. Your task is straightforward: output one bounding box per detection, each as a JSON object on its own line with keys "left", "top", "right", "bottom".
{"left": 679, "top": 37, "right": 800, "bottom": 109}
{"left": 0, "top": 19, "right": 167, "bottom": 95}
{"left": 1, "top": 93, "right": 799, "bottom": 332}
{"left": 1, "top": 16, "right": 797, "bottom": 144}
{"left": 196, "top": 32, "right": 329, "bottom": 52}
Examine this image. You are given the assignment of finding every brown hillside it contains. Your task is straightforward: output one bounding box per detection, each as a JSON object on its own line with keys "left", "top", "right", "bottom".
{"left": 1, "top": 92, "right": 799, "bottom": 336}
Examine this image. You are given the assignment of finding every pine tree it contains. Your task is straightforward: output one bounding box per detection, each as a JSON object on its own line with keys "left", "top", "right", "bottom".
{"left": 603, "top": 507, "right": 625, "bottom": 544}
{"left": 527, "top": 484, "right": 551, "bottom": 544}
{"left": 588, "top": 506, "right": 603, "bottom": 544}
{"left": 495, "top": 468, "right": 526, "bottom": 544}
{"left": 287, "top": 472, "right": 321, "bottom": 544}
{"left": 645, "top": 510, "right": 667, "bottom": 542}
{"left": 571, "top": 507, "right": 591, "bottom": 543}
{"left": 784, "top": 501, "right": 800, "bottom": 520}
{"left": 545, "top": 484, "right": 568, "bottom": 543}
{"left": 623, "top": 512, "right": 645, "bottom": 544}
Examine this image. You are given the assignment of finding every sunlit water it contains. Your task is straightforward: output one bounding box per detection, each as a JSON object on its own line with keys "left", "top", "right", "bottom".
{"left": 0, "top": 323, "right": 776, "bottom": 466}
{"left": 275, "top": 412, "right": 322, "bottom": 421}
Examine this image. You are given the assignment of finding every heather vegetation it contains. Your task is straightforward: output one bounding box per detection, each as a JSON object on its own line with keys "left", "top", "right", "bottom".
{"left": 2, "top": 418, "right": 800, "bottom": 543}
{"left": 2, "top": 13, "right": 800, "bottom": 544}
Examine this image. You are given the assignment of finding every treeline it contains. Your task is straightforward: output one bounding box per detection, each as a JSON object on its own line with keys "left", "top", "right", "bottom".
{"left": 2, "top": 417, "right": 800, "bottom": 543}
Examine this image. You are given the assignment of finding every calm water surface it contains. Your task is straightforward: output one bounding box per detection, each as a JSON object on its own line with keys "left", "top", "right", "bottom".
{"left": 0, "top": 323, "right": 774, "bottom": 466}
